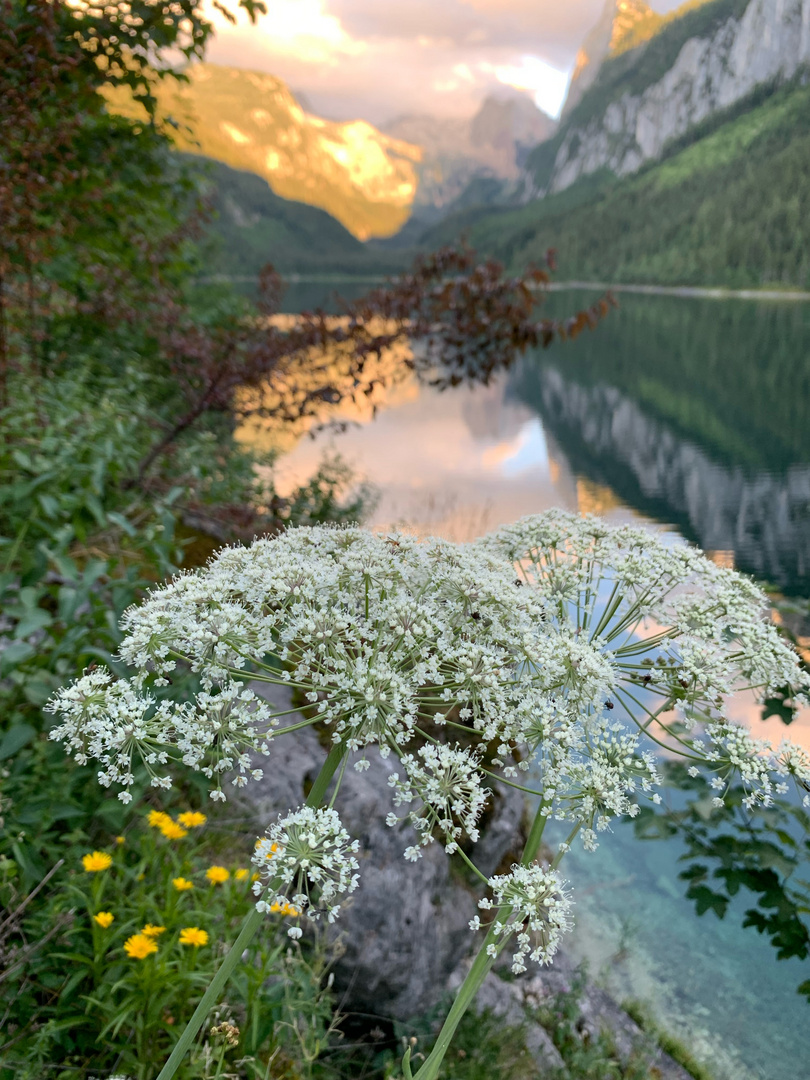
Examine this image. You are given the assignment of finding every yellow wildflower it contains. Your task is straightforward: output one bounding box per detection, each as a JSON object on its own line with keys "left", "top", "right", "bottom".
{"left": 205, "top": 866, "right": 229, "bottom": 884}
{"left": 234, "top": 868, "right": 249, "bottom": 881}
{"left": 179, "top": 926, "right": 209, "bottom": 947}
{"left": 159, "top": 820, "right": 188, "bottom": 840}
{"left": 177, "top": 811, "right": 207, "bottom": 828}
{"left": 148, "top": 810, "right": 173, "bottom": 829}
{"left": 82, "top": 851, "right": 112, "bottom": 873}
{"left": 172, "top": 877, "right": 194, "bottom": 891}
{"left": 142, "top": 924, "right": 166, "bottom": 938}
{"left": 269, "top": 901, "right": 300, "bottom": 917}
{"left": 93, "top": 911, "right": 114, "bottom": 928}
{"left": 124, "top": 933, "right": 158, "bottom": 959}
{"left": 115, "top": 835, "right": 125, "bottom": 845}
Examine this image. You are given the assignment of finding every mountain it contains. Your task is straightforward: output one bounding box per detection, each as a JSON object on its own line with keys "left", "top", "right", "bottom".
{"left": 419, "top": 0, "right": 810, "bottom": 289}
{"left": 385, "top": 93, "right": 556, "bottom": 215}
{"left": 191, "top": 159, "right": 404, "bottom": 277}
{"left": 105, "top": 64, "right": 421, "bottom": 240}
{"left": 524, "top": 0, "right": 807, "bottom": 197}
{"left": 562, "top": 0, "right": 659, "bottom": 118}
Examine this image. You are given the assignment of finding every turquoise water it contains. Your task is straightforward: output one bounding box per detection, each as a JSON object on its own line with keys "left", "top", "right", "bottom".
{"left": 545, "top": 814, "right": 808, "bottom": 1080}
{"left": 260, "top": 285, "right": 810, "bottom": 1076}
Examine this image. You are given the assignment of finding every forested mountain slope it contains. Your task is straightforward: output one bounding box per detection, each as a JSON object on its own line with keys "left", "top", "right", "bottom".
{"left": 421, "top": 67, "right": 810, "bottom": 287}
{"left": 194, "top": 159, "right": 403, "bottom": 277}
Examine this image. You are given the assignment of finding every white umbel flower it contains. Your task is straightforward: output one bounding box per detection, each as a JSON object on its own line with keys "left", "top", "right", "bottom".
{"left": 388, "top": 743, "right": 490, "bottom": 856}
{"left": 252, "top": 806, "right": 360, "bottom": 922}
{"left": 478, "top": 863, "right": 573, "bottom": 974}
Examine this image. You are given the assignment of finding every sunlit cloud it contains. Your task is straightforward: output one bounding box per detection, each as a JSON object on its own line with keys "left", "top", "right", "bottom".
{"left": 206, "top": 0, "right": 365, "bottom": 68}
{"left": 202, "top": 0, "right": 678, "bottom": 123}
{"left": 488, "top": 56, "right": 571, "bottom": 119}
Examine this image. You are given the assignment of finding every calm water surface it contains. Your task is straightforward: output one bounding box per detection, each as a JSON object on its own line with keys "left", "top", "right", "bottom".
{"left": 245, "top": 285, "right": 810, "bottom": 1077}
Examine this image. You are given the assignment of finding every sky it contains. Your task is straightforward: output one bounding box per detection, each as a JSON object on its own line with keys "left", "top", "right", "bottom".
{"left": 204, "top": 0, "right": 686, "bottom": 126}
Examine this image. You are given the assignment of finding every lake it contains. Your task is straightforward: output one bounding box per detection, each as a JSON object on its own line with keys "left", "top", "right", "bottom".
{"left": 242, "top": 284, "right": 810, "bottom": 1078}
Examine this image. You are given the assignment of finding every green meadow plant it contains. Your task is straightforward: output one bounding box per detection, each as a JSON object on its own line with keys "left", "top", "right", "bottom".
{"left": 47, "top": 514, "right": 810, "bottom": 1079}
{"left": 0, "top": 805, "right": 335, "bottom": 1077}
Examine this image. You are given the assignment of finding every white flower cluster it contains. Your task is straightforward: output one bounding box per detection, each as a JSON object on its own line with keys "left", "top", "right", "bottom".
{"left": 481, "top": 511, "right": 810, "bottom": 813}
{"left": 46, "top": 516, "right": 810, "bottom": 953}
{"left": 477, "top": 863, "right": 573, "bottom": 974}
{"left": 387, "top": 743, "right": 490, "bottom": 859}
{"left": 47, "top": 526, "right": 554, "bottom": 800}
{"left": 252, "top": 806, "right": 360, "bottom": 926}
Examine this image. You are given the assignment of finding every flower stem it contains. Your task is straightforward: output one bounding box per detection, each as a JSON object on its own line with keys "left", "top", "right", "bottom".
{"left": 155, "top": 740, "right": 347, "bottom": 1080}
{"left": 410, "top": 802, "right": 548, "bottom": 1080}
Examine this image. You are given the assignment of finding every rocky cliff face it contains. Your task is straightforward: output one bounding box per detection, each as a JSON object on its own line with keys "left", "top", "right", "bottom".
{"left": 385, "top": 92, "right": 556, "bottom": 214}
{"left": 562, "top": 0, "right": 657, "bottom": 119}
{"left": 534, "top": 0, "right": 810, "bottom": 195}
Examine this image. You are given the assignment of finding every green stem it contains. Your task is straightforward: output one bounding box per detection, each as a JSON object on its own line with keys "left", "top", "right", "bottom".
{"left": 155, "top": 741, "right": 347, "bottom": 1080}
{"left": 411, "top": 802, "right": 548, "bottom": 1080}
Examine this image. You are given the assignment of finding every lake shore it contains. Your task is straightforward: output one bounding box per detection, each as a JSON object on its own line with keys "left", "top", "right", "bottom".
{"left": 197, "top": 273, "right": 810, "bottom": 303}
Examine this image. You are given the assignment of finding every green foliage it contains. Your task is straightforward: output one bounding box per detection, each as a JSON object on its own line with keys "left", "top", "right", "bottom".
{"left": 422, "top": 1010, "right": 536, "bottom": 1080}
{"left": 0, "top": 808, "right": 336, "bottom": 1077}
{"left": 195, "top": 159, "right": 403, "bottom": 278}
{"left": 633, "top": 765, "right": 810, "bottom": 1000}
{"left": 0, "top": 361, "right": 372, "bottom": 1075}
{"left": 429, "top": 76, "right": 810, "bottom": 289}
{"left": 0, "top": 362, "right": 371, "bottom": 885}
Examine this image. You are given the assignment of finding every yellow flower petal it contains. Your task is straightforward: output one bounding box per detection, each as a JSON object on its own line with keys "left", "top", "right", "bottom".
{"left": 124, "top": 933, "right": 158, "bottom": 959}
{"left": 177, "top": 811, "right": 207, "bottom": 828}
{"left": 269, "top": 901, "right": 300, "bottom": 917}
{"left": 82, "top": 851, "right": 112, "bottom": 872}
{"left": 179, "top": 926, "right": 209, "bottom": 947}
{"left": 205, "top": 866, "right": 229, "bottom": 884}
{"left": 142, "top": 924, "right": 166, "bottom": 938}
{"left": 172, "top": 877, "right": 194, "bottom": 892}
{"left": 93, "top": 911, "right": 114, "bottom": 928}
{"left": 159, "top": 821, "right": 188, "bottom": 840}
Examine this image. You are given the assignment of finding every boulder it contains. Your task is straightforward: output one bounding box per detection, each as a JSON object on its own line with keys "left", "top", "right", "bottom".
{"left": 245, "top": 681, "right": 527, "bottom": 1021}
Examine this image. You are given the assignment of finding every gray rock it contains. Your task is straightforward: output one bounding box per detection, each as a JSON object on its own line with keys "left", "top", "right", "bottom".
{"left": 536, "top": 0, "right": 810, "bottom": 196}
{"left": 518, "top": 951, "right": 695, "bottom": 1080}
{"left": 245, "top": 680, "right": 527, "bottom": 1021}
{"left": 448, "top": 963, "right": 565, "bottom": 1072}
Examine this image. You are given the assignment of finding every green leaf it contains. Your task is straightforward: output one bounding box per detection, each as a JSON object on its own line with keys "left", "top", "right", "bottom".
{"left": 106, "top": 510, "right": 137, "bottom": 536}
{"left": 0, "top": 724, "right": 36, "bottom": 760}
{"left": 13, "top": 607, "right": 53, "bottom": 639}
{"left": 0, "top": 640, "right": 35, "bottom": 674}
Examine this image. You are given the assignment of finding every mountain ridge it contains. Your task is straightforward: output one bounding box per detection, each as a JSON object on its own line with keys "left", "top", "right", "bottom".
{"left": 524, "top": 0, "right": 807, "bottom": 197}
{"left": 105, "top": 63, "right": 422, "bottom": 240}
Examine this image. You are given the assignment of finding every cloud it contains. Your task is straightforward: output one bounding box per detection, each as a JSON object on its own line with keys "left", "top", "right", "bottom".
{"left": 204, "top": 0, "right": 680, "bottom": 125}
{"left": 484, "top": 57, "right": 571, "bottom": 119}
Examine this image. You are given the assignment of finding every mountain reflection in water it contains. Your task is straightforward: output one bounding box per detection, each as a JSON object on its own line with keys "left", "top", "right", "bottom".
{"left": 259, "top": 287, "right": 810, "bottom": 591}
{"left": 238, "top": 286, "right": 810, "bottom": 1080}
